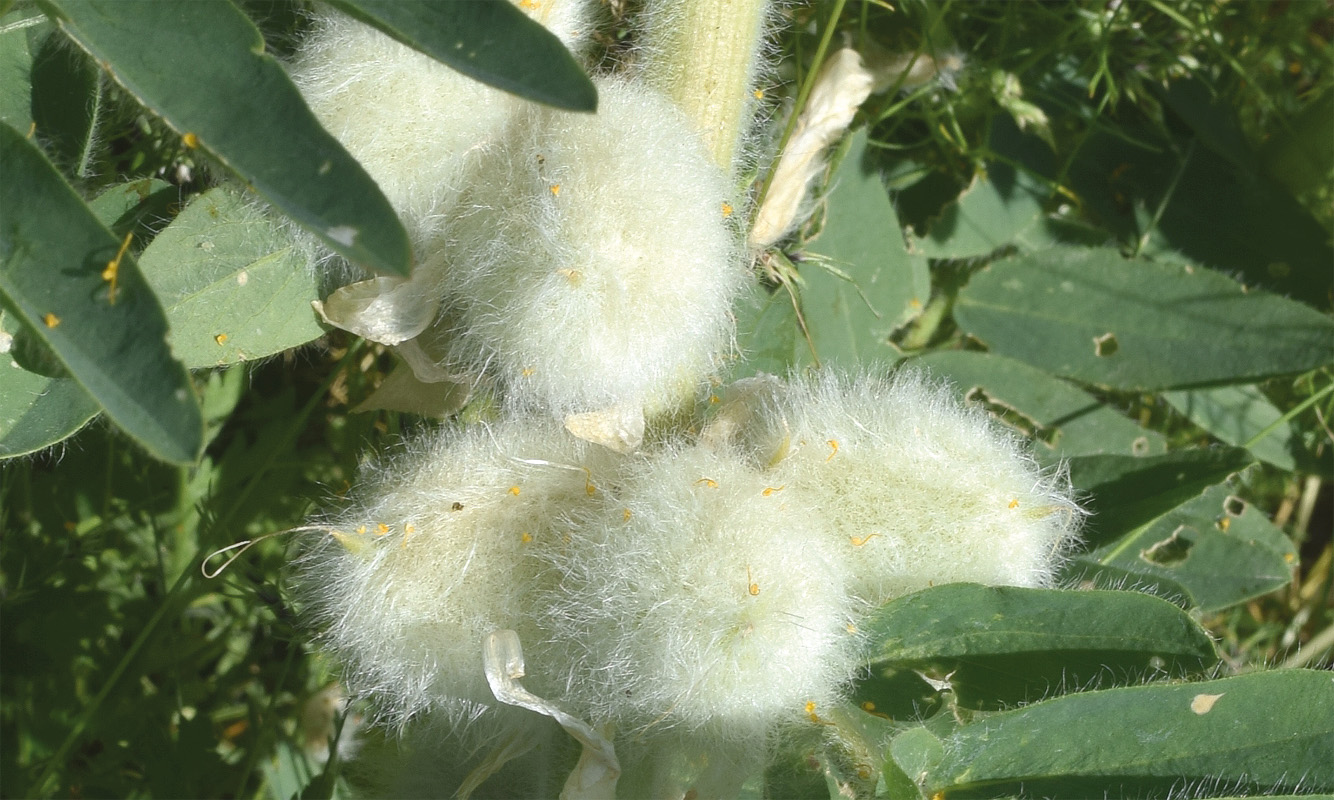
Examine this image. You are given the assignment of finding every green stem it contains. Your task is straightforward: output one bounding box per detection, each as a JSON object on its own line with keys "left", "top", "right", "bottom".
{"left": 1243, "top": 380, "right": 1334, "bottom": 450}
{"left": 1279, "top": 621, "right": 1334, "bottom": 670}
{"left": 640, "top": 0, "right": 770, "bottom": 173}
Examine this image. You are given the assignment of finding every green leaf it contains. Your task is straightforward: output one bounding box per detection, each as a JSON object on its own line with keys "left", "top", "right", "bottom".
{"left": 1261, "top": 89, "right": 1334, "bottom": 203}
{"left": 924, "top": 670, "right": 1334, "bottom": 798}
{"left": 45, "top": 0, "right": 410, "bottom": 276}
{"left": 1071, "top": 484, "right": 1296, "bottom": 612}
{"left": 0, "top": 122, "right": 202, "bottom": 463}
{"left": 30, "top": 25, "right": 99, "bottom": 174}
{"left": 906, "top": 159, "right": 1049, "bottom": 260}
{"left": 1067, "top": 446, "right": 1255, "bottom": 548}
{"left": 0, "top": 311, "right": 99, "bottom": 459}
{"left": 0, "top": 178, "right": 177, "bottom": 460}
{"left": 0, "top": 7, "right": 38, "bottom": 131}
{"left": 86, "top": 178, "right": 177, "bottom": 242}
{"left": 801, "top": 130, "right": 929, "bottom": 367}
{"left": 865, "top": 584, "right": 1217, "bottom": 709}
{"left": 1058, "top": 563, "right": 1195, "bottom": 608}
{"left": 136, "top": 186, "right": 325, "bottom": 369}
{"left": 887, "top": 727, "right": 944, "bottom": 799}
{"left": 913, "top": 350, "right": 1165, "bottom": 464}
{"left": 954, "top": 247, "right": 1334, "bottom": 391}
{"left": 732, "top": 280, "right": 802, "bottom": 379}
{"left": 1164, "top": 385, "right": 1315, "bottom": 474}
{"left": 1067, "top": 125, "right": 1332, "bottom": 306}
{"left": 326, "top": 0, "right": 596, "bottom": 112}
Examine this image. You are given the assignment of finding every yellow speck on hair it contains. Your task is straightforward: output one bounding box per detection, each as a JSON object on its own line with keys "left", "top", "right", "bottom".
{"left": 508, "top": 486, "right": 521, "bottom": 496}
{"left": 401, "top": 524, "right": 416, "bottom": 548}
{"left": 623, "top": 508, "right": 632, "bottom": 522}
{"left": 376, "top": 523, "right": 389, "bottom": 535}
{"left": 214, "top": 333, "right": 228, "bottom": 345}
{"left": 747, "top": 566, "right": 760, "bottom": 596}
{"left": 1217, "top": 517, "right": 1231, "bottom": 532}
{"left": 850, "top": 533, "right": 879, "bottom": 547}
{"left": 522, "top": 367, "right": 535, "bottom": 377}
{"left": 695, "top": 478, "right": 719, "bottom": 489}
{"left": 826, "top": 440, "right": 839, "bottom": 461}
{"left": 762, "top": 485, "right": 785, "bottom": 496}
{"left": 1284, "top": 552, "right": 1295, "bottom": 563}
{"left": 753, "top": 89, "right": 765, "bottom": 99}
{"left": 804, "top": 700, "right": 821, "bottom": 723}
{"left": 182, "top": 132, "right": 199, "bottom": 149}
{"left": 709, "top": 394, "right": 720, "bottom": 404}
{"left": 520, "top": 0, "right": 540, "bottom": 8}
{"left": 910, "top": 297, "right": 922, "bottom": 309}
{"left": 861, "top": 701, "right": 876, "bottom": 711}
{"left": 549, "top": 184, "right": 561, "bottom": 196}
{"left": 1008, "top": 499, "right": 1020, "bottom": 509}
{"left": 721, "top": 202, "right": 733, "bottom": 218}
{"left": 521, "top": 532, "right": 533, "bottom": 544}
{"left": 355, "top": 525, "right": 367, "bottom": 535}
{"left": 846, "top": 623, "right": 858, "bottom": 634}
{"left": 43, "top": 312, "right": 60, "bottom": 328}
{"left": 556, "top": 268, "right": 582, "bottom": 285}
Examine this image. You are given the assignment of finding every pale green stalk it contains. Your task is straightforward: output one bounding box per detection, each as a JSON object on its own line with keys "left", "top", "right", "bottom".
{"left": 639, "top": 0, "right": 769, "bottom": 173}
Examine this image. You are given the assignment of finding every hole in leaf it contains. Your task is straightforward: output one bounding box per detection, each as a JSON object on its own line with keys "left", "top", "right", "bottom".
{"left": 964, "top": 387, "right": 1059, "bottom": 448}
{"left": 1131, "top": 436, "right": 1151, "bottom": 456}
{"left": 1141, "top": 525, "right": 1195, "bottom": 566}
{"left": 1093, "top": 332, "right": 1119, "bottom": 357}
{"left": 1223, "top": 495, "right": 1246, "bottom": 516}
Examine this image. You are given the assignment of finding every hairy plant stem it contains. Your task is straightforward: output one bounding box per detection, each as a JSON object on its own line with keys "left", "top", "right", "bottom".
{"left": 640, "top": 0, "right": 769, "bottom": 173}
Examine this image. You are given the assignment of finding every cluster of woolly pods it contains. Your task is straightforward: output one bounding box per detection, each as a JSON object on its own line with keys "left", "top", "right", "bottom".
{"left": 295, "top": 368, "right": 1082, "bottom": 796}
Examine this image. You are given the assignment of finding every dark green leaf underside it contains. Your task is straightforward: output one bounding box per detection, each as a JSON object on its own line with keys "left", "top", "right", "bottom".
{"left": 327, "top": 0, "right": 595, "bottom": 112}
{"left": 0, "top": 122, "right": 201, "bottom": 463}
{"left": 47, "top": 0, "right": 410, "bottom": 275}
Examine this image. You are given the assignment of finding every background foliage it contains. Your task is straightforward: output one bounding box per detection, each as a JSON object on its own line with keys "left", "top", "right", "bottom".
{"left": 1, "top": 0, "right": 1331, "bottom": 798}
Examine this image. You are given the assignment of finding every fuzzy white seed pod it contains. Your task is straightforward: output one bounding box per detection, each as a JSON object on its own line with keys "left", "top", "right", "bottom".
{"left": 719, "top": 370, "right": 1084, "bottom": 608}
{"left": 533, "top": 441, "right": 860, "bottom": 742}
{"left": 292, "top": 419, "right": 615, "bottom": 731}
{"left": 436, "top": 76, "right": 749, "bottom": 426}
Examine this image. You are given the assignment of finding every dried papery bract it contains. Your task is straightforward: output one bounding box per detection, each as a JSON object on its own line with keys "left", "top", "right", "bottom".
{"left": 536, "top": 442, "right": 860, "bottom": 743}
{"left": 719, "top": 370, "right": 1084, "bottom": 608}
{"left": 292, "top": 420, "right": 614, "bottom": 731}
{"left": 438, "top": 76, "right": 747, "bottom": 439}
{"left": 749, "top": 48, "right": 874, "bottom": 250}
